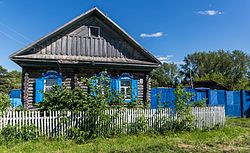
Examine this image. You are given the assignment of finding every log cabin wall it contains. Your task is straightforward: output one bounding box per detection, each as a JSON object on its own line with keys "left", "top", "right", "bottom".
{"left": 23, "top": 66, "right": 150, "bottom": 110}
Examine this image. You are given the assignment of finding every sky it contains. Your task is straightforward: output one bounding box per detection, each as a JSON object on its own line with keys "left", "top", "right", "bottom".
{"left": 0, "top": 0, "right": 250, "bottom": 71}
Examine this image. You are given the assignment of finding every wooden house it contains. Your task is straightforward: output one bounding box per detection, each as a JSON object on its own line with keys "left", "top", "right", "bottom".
{"left": 10, "top": 8, "right": 160, "bottom": 110}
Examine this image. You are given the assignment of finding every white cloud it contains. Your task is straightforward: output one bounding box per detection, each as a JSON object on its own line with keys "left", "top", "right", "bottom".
{"left": 156, "top": 55, "right": 173, "bottom": 63}
{"left": 140, "top": 32, "right": 164, "bottom": 38}
{"left": 196, "top": 10, "right": 224, "bottom": 16}
{"left": 156, "top": 55, "right": 185, "bottom": 65}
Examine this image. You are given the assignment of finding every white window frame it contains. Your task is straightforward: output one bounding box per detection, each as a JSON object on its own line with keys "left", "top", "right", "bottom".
{"left": 120, "top": 79, "right": 132, "bottom": 101}
{"left": 44, "top": 78, "right": 58, "bottom": 92}
{"left": 88, "top": 26, "right": 100, "bottom": 37}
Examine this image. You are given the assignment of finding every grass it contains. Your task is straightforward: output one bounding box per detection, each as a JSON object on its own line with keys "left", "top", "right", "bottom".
{"left": 0, "top": 118, "right": 250, "bottom": 153}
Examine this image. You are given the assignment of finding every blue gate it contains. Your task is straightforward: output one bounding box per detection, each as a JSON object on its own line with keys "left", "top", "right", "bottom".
{"left": 9, "top": 89, "right": 22, "bottom": 108}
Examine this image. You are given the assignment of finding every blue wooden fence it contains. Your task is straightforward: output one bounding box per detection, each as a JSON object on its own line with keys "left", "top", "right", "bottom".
{"left": 151, "top": 88, "right": 250, "bottom": 117}
{"left": 9, "top": 88, "right": 250, "bottom": 117}
{"left": 9, "top": 89, "right": 22, "bottom": 108}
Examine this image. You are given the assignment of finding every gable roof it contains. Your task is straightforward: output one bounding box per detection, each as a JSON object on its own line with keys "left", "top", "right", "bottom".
{"left": 10, "top": 7, "right": 160, "bottom": 67}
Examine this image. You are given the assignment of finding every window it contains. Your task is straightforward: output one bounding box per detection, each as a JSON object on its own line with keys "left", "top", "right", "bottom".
{"left": 89, "top": 26, "right": 100, "bottom": 37}
{"left": 90, "top": 72, "right": 110, "bottom": 96}
{"left": 35, "top": 71, "right": 62, "bottom": 103}
{"left": 44, "top": 78, "right": 58, "bottom": 92}
{"left": 110, "top": 73, "right": 138, "bottom": 102}
{"left": 120, "top": 79, "right": 132, "bottom": 101}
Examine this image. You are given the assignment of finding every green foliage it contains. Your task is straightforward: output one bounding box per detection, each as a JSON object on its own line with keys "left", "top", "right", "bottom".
{"left": 128, "top": 116, "right": 147, "bottom": 135}
{"left": 0, "top": 125, "right": 17, "bottom": 143}
{"left": 180, "top": 50, "right": 250, "bottom": 90}
{"left": 7, "top": 70, "right": 22, "bottom": 89}
{"left": 0, "top": 93, "right": 10, "bottom": 111}
{"left": 41, "top": 71, "right": 131, "bottom": 141}
{"left": 0, "top": 66, "right": 11, "bottom": 94}
{"left": 40, "top": 72, "right": 205, "bottom": 142}
{"left": 40, "top": 86, "right": 89, "bottom": 111}
{"left": 174, "top": 85, "right": 195, "bottom": 131}
{"left": 68, "top": 127, "right": 89, "bottom": 143}
{"left": 18, "top": 125, "right": 38, "bottom": 141}
{"left": 40, "top": 71, "right": 128, "bottom": 111}
{"left": 0, "top": 65, "right": 21, "bottom": 94}
{"left": 190, "top": 99, "right": 206, "bottom": 107}
{"left": 151, "top": 63, "right": 180, "bottom": 87}
{"left": 0, "top": 125, "right": 38, "bottom": 146}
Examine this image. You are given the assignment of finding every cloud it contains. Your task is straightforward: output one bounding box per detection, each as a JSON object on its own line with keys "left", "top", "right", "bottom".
{"left": 195, "top": 10, "right": 224, "bottom": 16}
{"left": 140, "top": 32, "right": 164, "bottom": 38}
{"left": 156, "top": 55, "right": 173, "bottom": 63}
{"left": 156, "top": 55, "right": 185, "bottom": 65}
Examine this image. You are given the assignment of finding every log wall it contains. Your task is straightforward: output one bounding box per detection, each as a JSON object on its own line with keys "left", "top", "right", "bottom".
{"left": 22, "top": 67, "right": 149, "bottom": 110}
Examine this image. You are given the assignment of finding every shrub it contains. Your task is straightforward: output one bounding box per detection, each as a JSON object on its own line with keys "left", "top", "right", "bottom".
{"left": 128, "top": 116, "right": 147, "bottom": 135}
{"left": 0, "top": 93, "right": 10, "bottom": 111}
{"left": 174, "top": 85, "right": 195, "bottom": 131}
{"left": 18, "top": 125, "right": 39, "bottom": 141}
{"left": 0, "top": 124, "right": 38, "bottom": 145}
{"left": 190, "top": 99, "right": 206, "bottom": 107}
{"left": 0, "top": 125, "right": 17, "bottom": 143}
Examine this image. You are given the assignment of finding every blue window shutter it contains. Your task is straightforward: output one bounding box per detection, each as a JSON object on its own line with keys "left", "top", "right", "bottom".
{"left": 90, "top": 78, "right": 97, "bottom": 96}
{"left": 132, "top": 79, "right": 138, "bottom": 101}
{"left": 35, "top": 78, "right": 44, "bottom": 103}
{"left": 58, "top": 77, "right": 62, "bottom": 87}
{"left": 111, "top": 78, "right": 120, "bottom": 97}
{"left": 116, "top": 79, "right": 120, "bottom": 93}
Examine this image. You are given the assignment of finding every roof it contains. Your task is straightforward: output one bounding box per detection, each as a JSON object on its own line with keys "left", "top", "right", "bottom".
{"left": 10, "top": 7, "right": 161, "bottom": 68}
{"left": 193, "top": 80, "right": 228, "bottom": 90}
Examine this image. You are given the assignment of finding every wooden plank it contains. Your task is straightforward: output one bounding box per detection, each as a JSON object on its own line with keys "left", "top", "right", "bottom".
{"left": 67, "top": 36, "right": 72, "bottom": 56}
{"left": 71, "top": 36, "right": 77, "bottom": 56}
{"left": 61, "top": 36, "right": 67, "bottom": 55}
{"left": 86, "top": 37, "right": 90, "bottom": 56}
{"left": 56, "top": 36, "right": 61, "bottom": 55}
{"left": 81, "top": 36, "right": 85, "bottom": 56}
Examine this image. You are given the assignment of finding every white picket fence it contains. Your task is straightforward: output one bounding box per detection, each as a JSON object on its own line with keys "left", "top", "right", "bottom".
{"left": 0, "top": 106, "right": 225, "bottom": 137}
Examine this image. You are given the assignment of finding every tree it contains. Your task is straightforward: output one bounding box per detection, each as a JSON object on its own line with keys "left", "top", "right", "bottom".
{"left": 7, "top": 70, "right": 22, "bottom": 89}
{"left": 0, "top": 65, "right": 22, "bottom": 94}
{"left": 180, "top": 50, "right": 250, "bottom": 90}
{"left": 0, "top": 66, "right": 11, "bottom": 94}
{"left": 151, "top": 63, "right": 180, "bottom": 87}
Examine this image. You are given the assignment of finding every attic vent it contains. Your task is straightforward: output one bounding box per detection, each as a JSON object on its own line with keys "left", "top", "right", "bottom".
{"left": 89, "top": 26, "right": 100, "bottom": 37}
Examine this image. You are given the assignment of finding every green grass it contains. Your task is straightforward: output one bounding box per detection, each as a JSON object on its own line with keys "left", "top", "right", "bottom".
{"left": 0, "top": 118, "right": 250, "bottom": 153}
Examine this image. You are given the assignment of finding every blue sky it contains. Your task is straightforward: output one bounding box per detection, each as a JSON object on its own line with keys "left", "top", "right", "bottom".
{"left": 0, "top": 0, "right": 250, "bottom": 70}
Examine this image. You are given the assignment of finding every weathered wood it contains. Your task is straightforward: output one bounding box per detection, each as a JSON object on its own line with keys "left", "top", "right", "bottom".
{"left": 23, "top": 72, "right": 29, "bottom": 109}
{"left": 23, "top": 67, "right": 150, "bottom": 109}
{"left": 35, "top": 35, "right": 149, "bottom": 61}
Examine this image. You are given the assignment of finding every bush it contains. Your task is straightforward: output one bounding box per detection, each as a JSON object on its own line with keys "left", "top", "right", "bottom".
{"left": 128, "top": 116, "right": 147, "bottom": 135}
{"left": 0, "top": 125, "right": 17, "bottom": 143}
{"left": 174, "top": 85, "right": 195, "bottom": 131}
{"left": 0, "top": 93, "right": 10, "bottom": 111}
{"left": 0, "top": 125, "right": 38, "bottom": 146}
{"left": 18, "top": 125, "right": 39, "bottom": 141}
{"left": 190, "top": 99, "right": 206, "bottom": 107}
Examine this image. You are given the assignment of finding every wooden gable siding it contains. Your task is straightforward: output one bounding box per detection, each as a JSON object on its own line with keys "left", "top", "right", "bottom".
{"left": 36, "top": 36, "right": 146, "bottom": 60}
{"left": 28, "top": 16, "right": 149, "bottom": 61}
